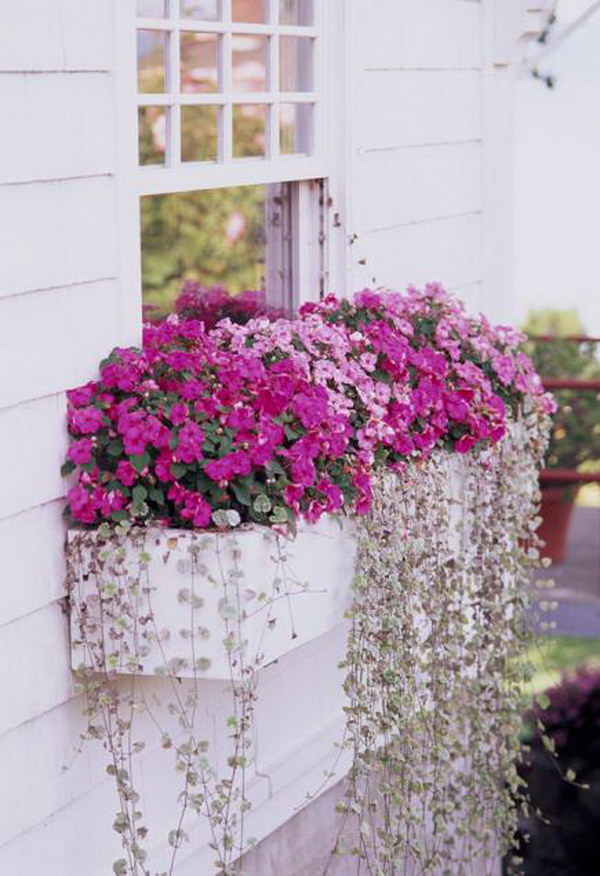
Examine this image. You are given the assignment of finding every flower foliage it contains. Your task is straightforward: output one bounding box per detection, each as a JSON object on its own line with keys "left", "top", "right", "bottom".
{"left": 63, "top": 285, "right": 554, "bottom": 529}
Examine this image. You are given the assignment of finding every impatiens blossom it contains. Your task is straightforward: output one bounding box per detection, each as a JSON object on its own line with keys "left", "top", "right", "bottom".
{"left": 62, "top": 284, "right": 553, "bottom": 530}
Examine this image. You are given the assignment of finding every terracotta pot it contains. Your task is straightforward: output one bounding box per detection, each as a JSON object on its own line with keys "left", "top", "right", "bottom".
{"left": 538, "top": 485, "right": 577, "bottom": 564}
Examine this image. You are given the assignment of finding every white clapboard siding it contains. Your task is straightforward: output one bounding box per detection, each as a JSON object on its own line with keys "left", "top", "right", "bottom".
{"left": 452, "top": 280, "right": 484, "bottom": 312}
{"left": 353, "top": 141, "right": 482, "bottom": 232}
{"left": 0, "top": 0, "right": 541, "bottom": 871}
{"left": 0, "top": 603, "right": 73, "bottom": 736}
{"left": 355, "top": 70, "right": 482, "bottom": 152}
{"left": 0, "top": 177, "right": 118, "bottom": 298}
{"left": 0, "top": 502, "right": 65, "bottom": 627}
{"left": 0, "top": 0, "right": 114, "bottom": 72}
{"left": 353, "top": 0, "right": 482, "bottom": 70}
{"left": 351, "top": 212, "right": 482, "bottom": 292}
{"left": 0, "top": 74, "right": 115, "bottom": 184}
{"left": 0, "top": 279, "right": 121, "bottom": 409}
{"left": 0, "top": 395, "right": 67, "bottom": 520}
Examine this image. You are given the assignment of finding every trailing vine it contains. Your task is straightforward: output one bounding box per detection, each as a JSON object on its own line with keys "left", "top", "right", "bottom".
{"left": 67, "top": 521, "right": 320, "bottom": 875}
{"left": 333, "top": 411, "right": 550, "bottom": 875}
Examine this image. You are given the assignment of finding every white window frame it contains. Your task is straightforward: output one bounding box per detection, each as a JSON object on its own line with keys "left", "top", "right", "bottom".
{"left": 115, "top": 0, "right": 341, "bottom": 339}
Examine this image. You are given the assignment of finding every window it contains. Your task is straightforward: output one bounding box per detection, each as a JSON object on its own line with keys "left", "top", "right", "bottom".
{"left": 131, "top": 1, "right": 326, "bottom": 319}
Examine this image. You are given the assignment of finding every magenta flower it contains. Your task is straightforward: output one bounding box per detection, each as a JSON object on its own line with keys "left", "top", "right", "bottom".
{"left": 68, "top": 406, "right": 104, "bottom": 435}
{"left": 67, "top": 438, "right": 94, "bottom": 465}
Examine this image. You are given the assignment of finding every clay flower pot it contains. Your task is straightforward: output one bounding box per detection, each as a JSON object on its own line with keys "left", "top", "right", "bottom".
{"left": 538, "top": 484, "right": 577, "bottom": 564}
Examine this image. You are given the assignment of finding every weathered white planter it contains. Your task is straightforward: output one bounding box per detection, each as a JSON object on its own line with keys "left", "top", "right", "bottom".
{"left": 68, "top": 515, "right": 356, "bottom": 680}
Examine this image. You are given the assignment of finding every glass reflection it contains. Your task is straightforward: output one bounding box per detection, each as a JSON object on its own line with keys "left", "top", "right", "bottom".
{"left": 180, "top": 32, "right": 219, "bottom": 93}
{"left": 181, "top": 105, "right": 219, "bottom": 162}
{"left": 137, "top": 30, "right": 167, "bottom": 93}
{"left": 233, "top": 104, "right": 267, "bottom": 157}
{"left": 232, "top": 35, "right": 267, "bottom": 92}
{"left": 138, "top": 106, "right": 167, "bottom": 165}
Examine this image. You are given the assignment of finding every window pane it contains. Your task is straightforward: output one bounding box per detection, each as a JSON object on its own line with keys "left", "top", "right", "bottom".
{"left": 137, "top": 0, "right": 168, "bottom": 17}
{"left": 279, "top": 103, "right": 312, "bottom": 155}
{"left": 140, "top": 185, "right": 267, "bottom": 317}
{"left": 279, "top": 0, "right": 313, "bottom": 25}
{"left": 137, "top": 30, "right": 167, "bottom": 93}
{"left": 280, "top": 36, "right": 313, "bottom": 91}
{"left": 232, "top": 0, "right": 265, "bottom": 23}
{"left": 180, "top": 0, "right": 220, "bottom": 20}
{"left": 233, "top": 104, "right": 267, "bottom": 157}
{"left": 181, "top": 105, "right": 219, "bottom": 162}
{"left": 232, "top": 35, "right": 267, "bottom": 93}
{"left": 138, "top": 106, "right": 167, "bottom": 165}
{"left": 180, "top": 32, "right": 219, "bottom": 93}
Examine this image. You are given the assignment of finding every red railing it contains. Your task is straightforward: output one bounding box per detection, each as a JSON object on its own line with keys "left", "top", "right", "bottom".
{"left": 529, "top": 335, "right": 600, "bottom": 484}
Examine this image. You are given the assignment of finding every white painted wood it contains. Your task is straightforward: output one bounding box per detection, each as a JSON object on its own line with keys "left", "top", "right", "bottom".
{"left": 0, "top": 177, "right": 118, "bottom": 298}
{"left": 355, "top": 70, "right": 482, "bottom": 152}
{"left": 353, "top": 141, "right": 482, "bottom": 233}
{"left": 69, "top": 516, "right": 356, "bottom": 679}
{"left": 0, "top": 280, "right": 121, "bottom": 409}
{"left": 0, "top": 395, "right": 67, "bottom": 520}
{"left": 353, "top": 0, "right": 482, "bottom": 70}
{"left": 0, "top": 502, "right": 65, "bottom": 627}
{"left": 0, "top": 603, "right": 73, "bottom": 735}
{"left": 0, "top": 0, "right": 115, "bottom": 72}
{"left": 350, "top": 212, "right": 482, "bottom": 293}
{"left": 480, "top": 0, "right": 519, "bottom": 323}
{"left": 0, "top": 73, "right": 115, "bottom": 184}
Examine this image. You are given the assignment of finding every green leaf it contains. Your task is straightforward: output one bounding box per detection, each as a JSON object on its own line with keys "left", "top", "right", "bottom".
{"left": 132, "top": 485, "right": 148, "bottom": 505}
{"left": 269, "top": 505, "right": 288, "bottom": 524}
{"left": 130, "top": 452, "right": 150, "bottom": 472}
{"left": 107, "top": 439, "right": 124, "bottom": 457}
{"left": 253, "top": 494, "right": 272, "bottom": 514}
{"left": 61, "top": 460, "right": 76, "bottom": 477}
{"left": 110, "top": 510, "right": 128, "bottom": 522}
{"left": 149, "top": 488, "right": 165, "bottom": 505}
{"left": 170, "top": 462, "right": 189, "bottom": 478}
{"left": 231, "top": 481, "right": 251, "bottom": 506}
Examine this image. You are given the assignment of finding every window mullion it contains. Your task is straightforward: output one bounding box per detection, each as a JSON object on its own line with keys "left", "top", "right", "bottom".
{"left": 221, "top": 0, "right": 233, "bottom": 162}
{"left": 167, "top": 5, "right": 181, "bottom": 168}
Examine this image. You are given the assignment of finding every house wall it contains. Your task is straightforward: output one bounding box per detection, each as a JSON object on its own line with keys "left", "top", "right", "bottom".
{"left": 0, "top": 2, "right": 546, "bottom": 874}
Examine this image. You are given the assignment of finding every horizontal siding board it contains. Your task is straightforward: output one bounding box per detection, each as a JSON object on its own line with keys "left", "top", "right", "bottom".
{"left": 354, "top": 141, "right": 482, "bottom": 232}
{"left": 354, "top": 0, "right": 482, "bottom": 70}
{"left": 0, "top": 780, "right": 123, "bottom": 876}
{"left": 0, "top": 0, "right": 114, "bottom": 72}
{"left": 0, "top": 502, "right": 65, "bottom": 627}
{"left": 0, "top": 280, "right": 121, "bottom": 409}
{"left": 355, "top": 70, "right": 481, "bottom": 152}
{"left": 451, "top": 280, "right": 483, "bottom": 311}
{"left": 0, "top": 395, "right": 66, "bottom": 520}
{"left": 0, "top": 176, "right": 118, "bottom": 298}
{"left": 0, "top": 603, "right": 73, "bottom": 735}
{"left": 0, "top": 73, "right": 115, "bottom": 184}
{"left": 350, "top": 212, "right": 482, "bottom": 292}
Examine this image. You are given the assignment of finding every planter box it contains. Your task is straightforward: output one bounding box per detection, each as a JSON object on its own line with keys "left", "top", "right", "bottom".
{"left": 67, "top": 515, "right": 356, "bottom": 680}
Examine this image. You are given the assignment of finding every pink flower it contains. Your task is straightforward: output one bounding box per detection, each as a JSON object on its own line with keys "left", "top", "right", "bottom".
{"left": 69, "top": 405, "right": 104, "bottom": 435}
{"left": 455, "top": 435, "right": 476, "bottom": 454}
{"left": 155, "top": 450, "right": 175, "bottom": 483}
{"left": 67, "top": 384, "right": 95, "bottom": 407}
{"left": 174, "top": 421, "right": 204, "bottom": 464}
{"left": 116, "top": 460, "right": 138, "bottom": 487}
{"left": 67, "top": 484, "right": 97, "bottom": 524}
{"left": 67, "top": 438, "right": 94, "bottom": 465}
{"left": 169, "top": 403, "right": 189, "bottom": 425}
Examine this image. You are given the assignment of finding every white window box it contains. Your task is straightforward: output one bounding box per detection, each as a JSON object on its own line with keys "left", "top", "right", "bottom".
{"left": 68, "top": 514, "right": 356, "bottom": 680}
